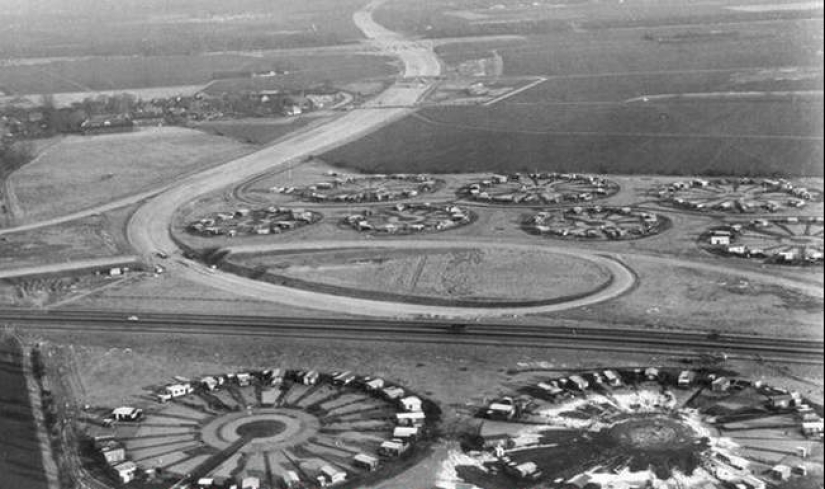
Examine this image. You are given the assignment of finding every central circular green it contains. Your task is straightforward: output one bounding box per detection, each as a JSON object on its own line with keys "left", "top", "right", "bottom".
{"left": 236, "top": 420, "right": 287, "bottom": 439}
{"left": 608, "top": 417, "right": 695, "bottom": 451}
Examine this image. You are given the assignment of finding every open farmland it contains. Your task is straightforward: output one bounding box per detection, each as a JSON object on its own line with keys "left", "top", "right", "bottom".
{"left": 0, "top": 52, "right": 396, "bottom": 97}
{"left": 324, "top": 0, "right": 823, "bottom": 178}
{"left": 375, "top": 0, "right": 823, "bottom": 40}
{"left": 322, "top": 98, "right": 823, "bottom": 176}
{"left": 8, "top": 127, "right": 253, "bottom": 223}
{"left": 0, "top": 0, "right": 369, "bottom": 59}
{"left": 0, "top": 335, "right": 49, "bottom": 489}
{"left": 228, "top": 246, "right": 613, "bottom": 306}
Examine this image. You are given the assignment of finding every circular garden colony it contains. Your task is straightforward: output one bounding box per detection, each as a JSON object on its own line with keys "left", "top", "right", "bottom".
{"left": 343, "top": 202, "right": 475, "bottom": 235}
{"left": 522, "top": 206, "right": 670, "bottom": 240}
{"left": 84, "top": 369, "right": 435, "bottom": 489}
{"left": 459, "top": 173, "right": 619, "bottom": 205}
{"left": 290, "top": 174, "right": 444, "bottom": 204}
{"left": 700, "top": 216, "right": 824, "bottom": 265}
{"left": 188, "top": 207, "right": 322, "bottom": 237}
{"left": 656, "top": 177, "right": 822, "bottom": 213}
{"left": 451, "top": 367, "right": 823, "bottom": 489}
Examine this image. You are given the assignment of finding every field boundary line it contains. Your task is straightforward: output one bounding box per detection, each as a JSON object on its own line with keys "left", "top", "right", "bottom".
{"left": 483, "top": 76, "right": 547, "bottom": 106}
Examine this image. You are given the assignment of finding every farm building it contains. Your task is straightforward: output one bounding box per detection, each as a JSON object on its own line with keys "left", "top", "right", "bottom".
{"left": 709, "top": 235, "right": 730, "bottom": 246}
{"left": 113, "top": 461, "right": 138, "bottom": 483}
{"left": 802, "top": 419, "right": 824, "bottom": 437}
{"left": 568, "top": 375, "right": 589, "bottom": 390}
{"left": 678, "top": 370, "right": 697, "bottom": 387}
{"left": 770, "top": 464, "right": 792, "bottom": 481}
{"left": 353, "top": 453, "right": 380, "bottom": 471}
{"left": 711, "top": 377, "right": 730, "bottom": 392}
{"left": 392, "top": 426, "right": 419, "bottom": 440}
{"left": 318, "top": 465, "right": 346, "bottom": 486}
{"left": 99, "top": 441, "right": 126, "bottom": 465}
{"left": 504, "top": 461, "right": 541, "bottom": 480}
{"left": 400, "top": 395, "right": 423, "bottom": 412}
{"left": 383, "top": 386, "right": 406, "bottom": 400}
{"left": 768, "top": 393, "right": 796, "bottom": 409}
{"left": 241, "top": 476, "right": 260, "bottom": 489}
{"left": 81, "top": 114, "right": 134, "bottom": 134}
{"left": 379, "top": 439, "right": 409, "bottom": 457}
{"left": 111, "top": 407, "right": 143, "bottom": 422}
{"left": 282, "top": 471, "right": 301, "bottom": 488}
{"left": 396, "top": 411, "right": 426, "bottom": 427}
{"left": 159, "top": 383, "right": 193, "bottom": 401}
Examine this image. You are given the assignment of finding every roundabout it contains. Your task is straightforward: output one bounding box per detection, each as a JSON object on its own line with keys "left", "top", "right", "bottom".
{"left": 523, "top": 206, "right": 670, "bottom": 240}
{"left": 460, "top": 173, "right": 619, "bottom": 205}
{"left": 656, "top": 178, "right": 822, "bottom": 213}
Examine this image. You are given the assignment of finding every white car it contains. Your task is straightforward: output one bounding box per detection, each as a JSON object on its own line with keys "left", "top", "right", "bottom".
{"left": 127, "top": 315, "right": 139, "bottom": 321}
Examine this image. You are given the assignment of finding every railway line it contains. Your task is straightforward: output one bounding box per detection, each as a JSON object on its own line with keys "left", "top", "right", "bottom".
{"left": 1, "top": 310, "right": 821, "bottom": 365}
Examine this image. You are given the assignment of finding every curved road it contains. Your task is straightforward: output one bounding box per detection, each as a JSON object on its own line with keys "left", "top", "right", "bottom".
{"left": 123, "top": 0, "right": 822, "bottom": 318}
{"left": 189, "top": 240, "right": 636, "bottom": 317}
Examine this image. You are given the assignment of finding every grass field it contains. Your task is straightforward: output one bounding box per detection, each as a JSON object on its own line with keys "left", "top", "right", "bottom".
{"left": 0, "top": 52, "right": 397, "bottom": 96}
{"left": 0, "top": 335, "right": 49, "bottom": 489}
{"left": 195, "top": 117, "right": 322, "bottom": 145}
{"left": 9, "top": 127, "right": 253, "bottom": 222}
{"left": 231, "top": 247, "right": 612, "bottom": 304}
{"left": 0, "top": 0, "right": 367, "bottom": 59}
